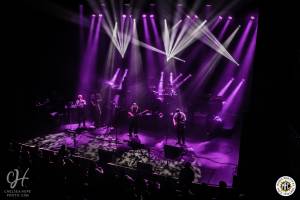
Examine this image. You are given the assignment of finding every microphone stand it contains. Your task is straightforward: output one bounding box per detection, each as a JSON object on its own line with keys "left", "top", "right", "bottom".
{"left": 106, "top": 101, "right": 121, "bottom": 145}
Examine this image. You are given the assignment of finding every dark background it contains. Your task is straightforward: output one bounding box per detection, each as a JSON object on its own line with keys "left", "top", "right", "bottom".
{"left": 6, "top": 0, "right": 300, "bottom": 198}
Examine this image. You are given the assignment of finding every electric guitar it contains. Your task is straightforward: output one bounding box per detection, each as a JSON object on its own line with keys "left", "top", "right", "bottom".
{"left": 173, "top": 114, "right": 186, "bottom": 128}
{"left": 128, "top": 109, "right": 150, "bottom": 118}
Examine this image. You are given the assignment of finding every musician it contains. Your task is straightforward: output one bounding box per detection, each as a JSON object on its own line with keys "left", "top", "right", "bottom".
{"left": 76, "top": 94, "right": 87, "bottom": 127}
{"left": 90, "top": 93, "right": 102, "bottom": 127}
{"left": 128, "top": 103, "right": 140, "bottom": 137}
{"left": 173, "top": 108, "right": 187, "bottom": 145}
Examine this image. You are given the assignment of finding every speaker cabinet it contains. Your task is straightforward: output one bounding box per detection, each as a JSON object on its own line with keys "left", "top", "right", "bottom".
{"left": 163, "top": 144, "right": 184, "bottom": 159}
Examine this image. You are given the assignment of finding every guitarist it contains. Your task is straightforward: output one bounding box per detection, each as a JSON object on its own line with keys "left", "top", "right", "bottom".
{"left": 76, "top": 94, "right": 87, "bottom": 128}
{"left": 128, "top": 103, "right": 148, "bottom": 137}
{"left": 173, "top": 108, "right": 187, "bottom": 145}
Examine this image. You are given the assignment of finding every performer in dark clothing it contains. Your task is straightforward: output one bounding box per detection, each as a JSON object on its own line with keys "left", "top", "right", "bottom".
{"left": 128, "top": 103, "right": 139, "bottom": 137}
{"left": 173, "top": 108, "right": 187, "bottom": 145}
{"left": 90, "top": 93, "right": 102, "bottom": 127}
{"left": 76, "top": 94, "right": 87, "bottom": 127}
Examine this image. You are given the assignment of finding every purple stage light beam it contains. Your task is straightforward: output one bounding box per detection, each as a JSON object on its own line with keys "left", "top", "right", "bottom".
{"left": 212, "top": 20, "right": 253, "bottom": 96}
{"left": 78, "top": 16, "right": 97, "bottom": 95}
{"left": 175, "top": 74, "right": 192, "bottom": 88}
{"left": 109, "top": 68, "right": 120, "bottom": 85}
{"left": 238, "top": 26, "right": 258, "bottom": 80}
{"left": 118, "top": 69, "right": 128, "bottom": 90}
{"left": 86, "top": 15, "right": 96, "bottom": 51}
{"left": 150, "top": 17, "right": 163, "bottom": 49}
{"left": 220, "top": 79, "right": 246, "bottom": 117}
{"left": 188, "top": 25, "right": 240, "bottom": 95}
{"left": 222, "top": 26, "right": 258, "bottom": 128}
{"left": 79, "top": 5, "right": 84, "bottom": 57}
{"left": 183, "top": 18, "right": 222, "bottom": 68}
{"left": 172, "top": 73, "right": 183, "bottom": 84}
{"left": 143, "top": 15, "right": 156, "bottom": 86}
{"left": 217, "top": 17, "right": 231, "bottom": 40}
{"left": 170, "top": 72, "right": 173, "bottom": 86}
{"left": 157, "top": 72, "right": 164, "bottom": 101}
{"left": 142, "top": 16, "right": 151, "bottom": 46}
{"left": 231, "top": 19, "right": 254, "bottom": 65}
{"left": 128, "top": 19, "right": 144, "bottom": 100}
{"left": 92, "top": 15, "right": 102, "bottom": 47}
{"left": 150, "top": 16, "right": 165, "bottom": 68}
{"left": 217, "top": 78, "right": 235, "bottom": 96}
{"left": 209, "top": 16, "right": 222, "bottom": 30}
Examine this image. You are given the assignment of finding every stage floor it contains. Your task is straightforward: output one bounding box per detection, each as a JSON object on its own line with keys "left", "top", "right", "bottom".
{"left": 22, "top": 122, "right": 240, "bottom": 187}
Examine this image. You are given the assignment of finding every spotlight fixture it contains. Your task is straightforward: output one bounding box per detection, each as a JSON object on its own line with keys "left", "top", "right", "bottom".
{"left": 250, "top": 16, "right": 255, "bottom": 20}
{"left": 194, "top": 15, "right": 199, "bottom": 19}
{"left": 99, "top": 14, "right": 103, "bottom": 17}
{"left": 142, "top": 14, "right": 147, "bottom": 18}
{"left": 228, "top": 16, "right": 233, "bottom": 20}
{"left": 186, "top": 15, "right": 191, "bottom": 19}
{"left": 218, "top": 16, "right": 223, "bottom": 20}
{"left": 150, "top": 14, "right": 154, "bottom": 18}
{"left": 92, "top": 14, "right": 96, "bottom": 17}
{"left": 122, "top": 14, "right": 126, "bottom": 18}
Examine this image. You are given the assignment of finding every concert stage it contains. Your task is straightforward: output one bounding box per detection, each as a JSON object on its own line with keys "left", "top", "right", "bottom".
{"left": 21, "top": 122, "right": 240, "bottom": 187}
{"left": 9, "top": 0, "right": 276, "bottom": 199}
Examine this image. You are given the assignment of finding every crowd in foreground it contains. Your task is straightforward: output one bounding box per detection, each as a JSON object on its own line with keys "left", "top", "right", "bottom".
{"left": 3, "top": 142, "right": 248, "bottom": 200}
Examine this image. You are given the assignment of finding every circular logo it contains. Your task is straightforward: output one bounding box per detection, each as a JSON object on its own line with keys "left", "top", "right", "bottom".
{"left": 276, "top": 176, "right": 296, "bottom": 196}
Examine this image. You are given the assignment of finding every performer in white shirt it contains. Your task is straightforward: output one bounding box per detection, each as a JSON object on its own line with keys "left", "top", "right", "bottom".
{"left": 76, "top": 94, "right": 87, "bottom": 127}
